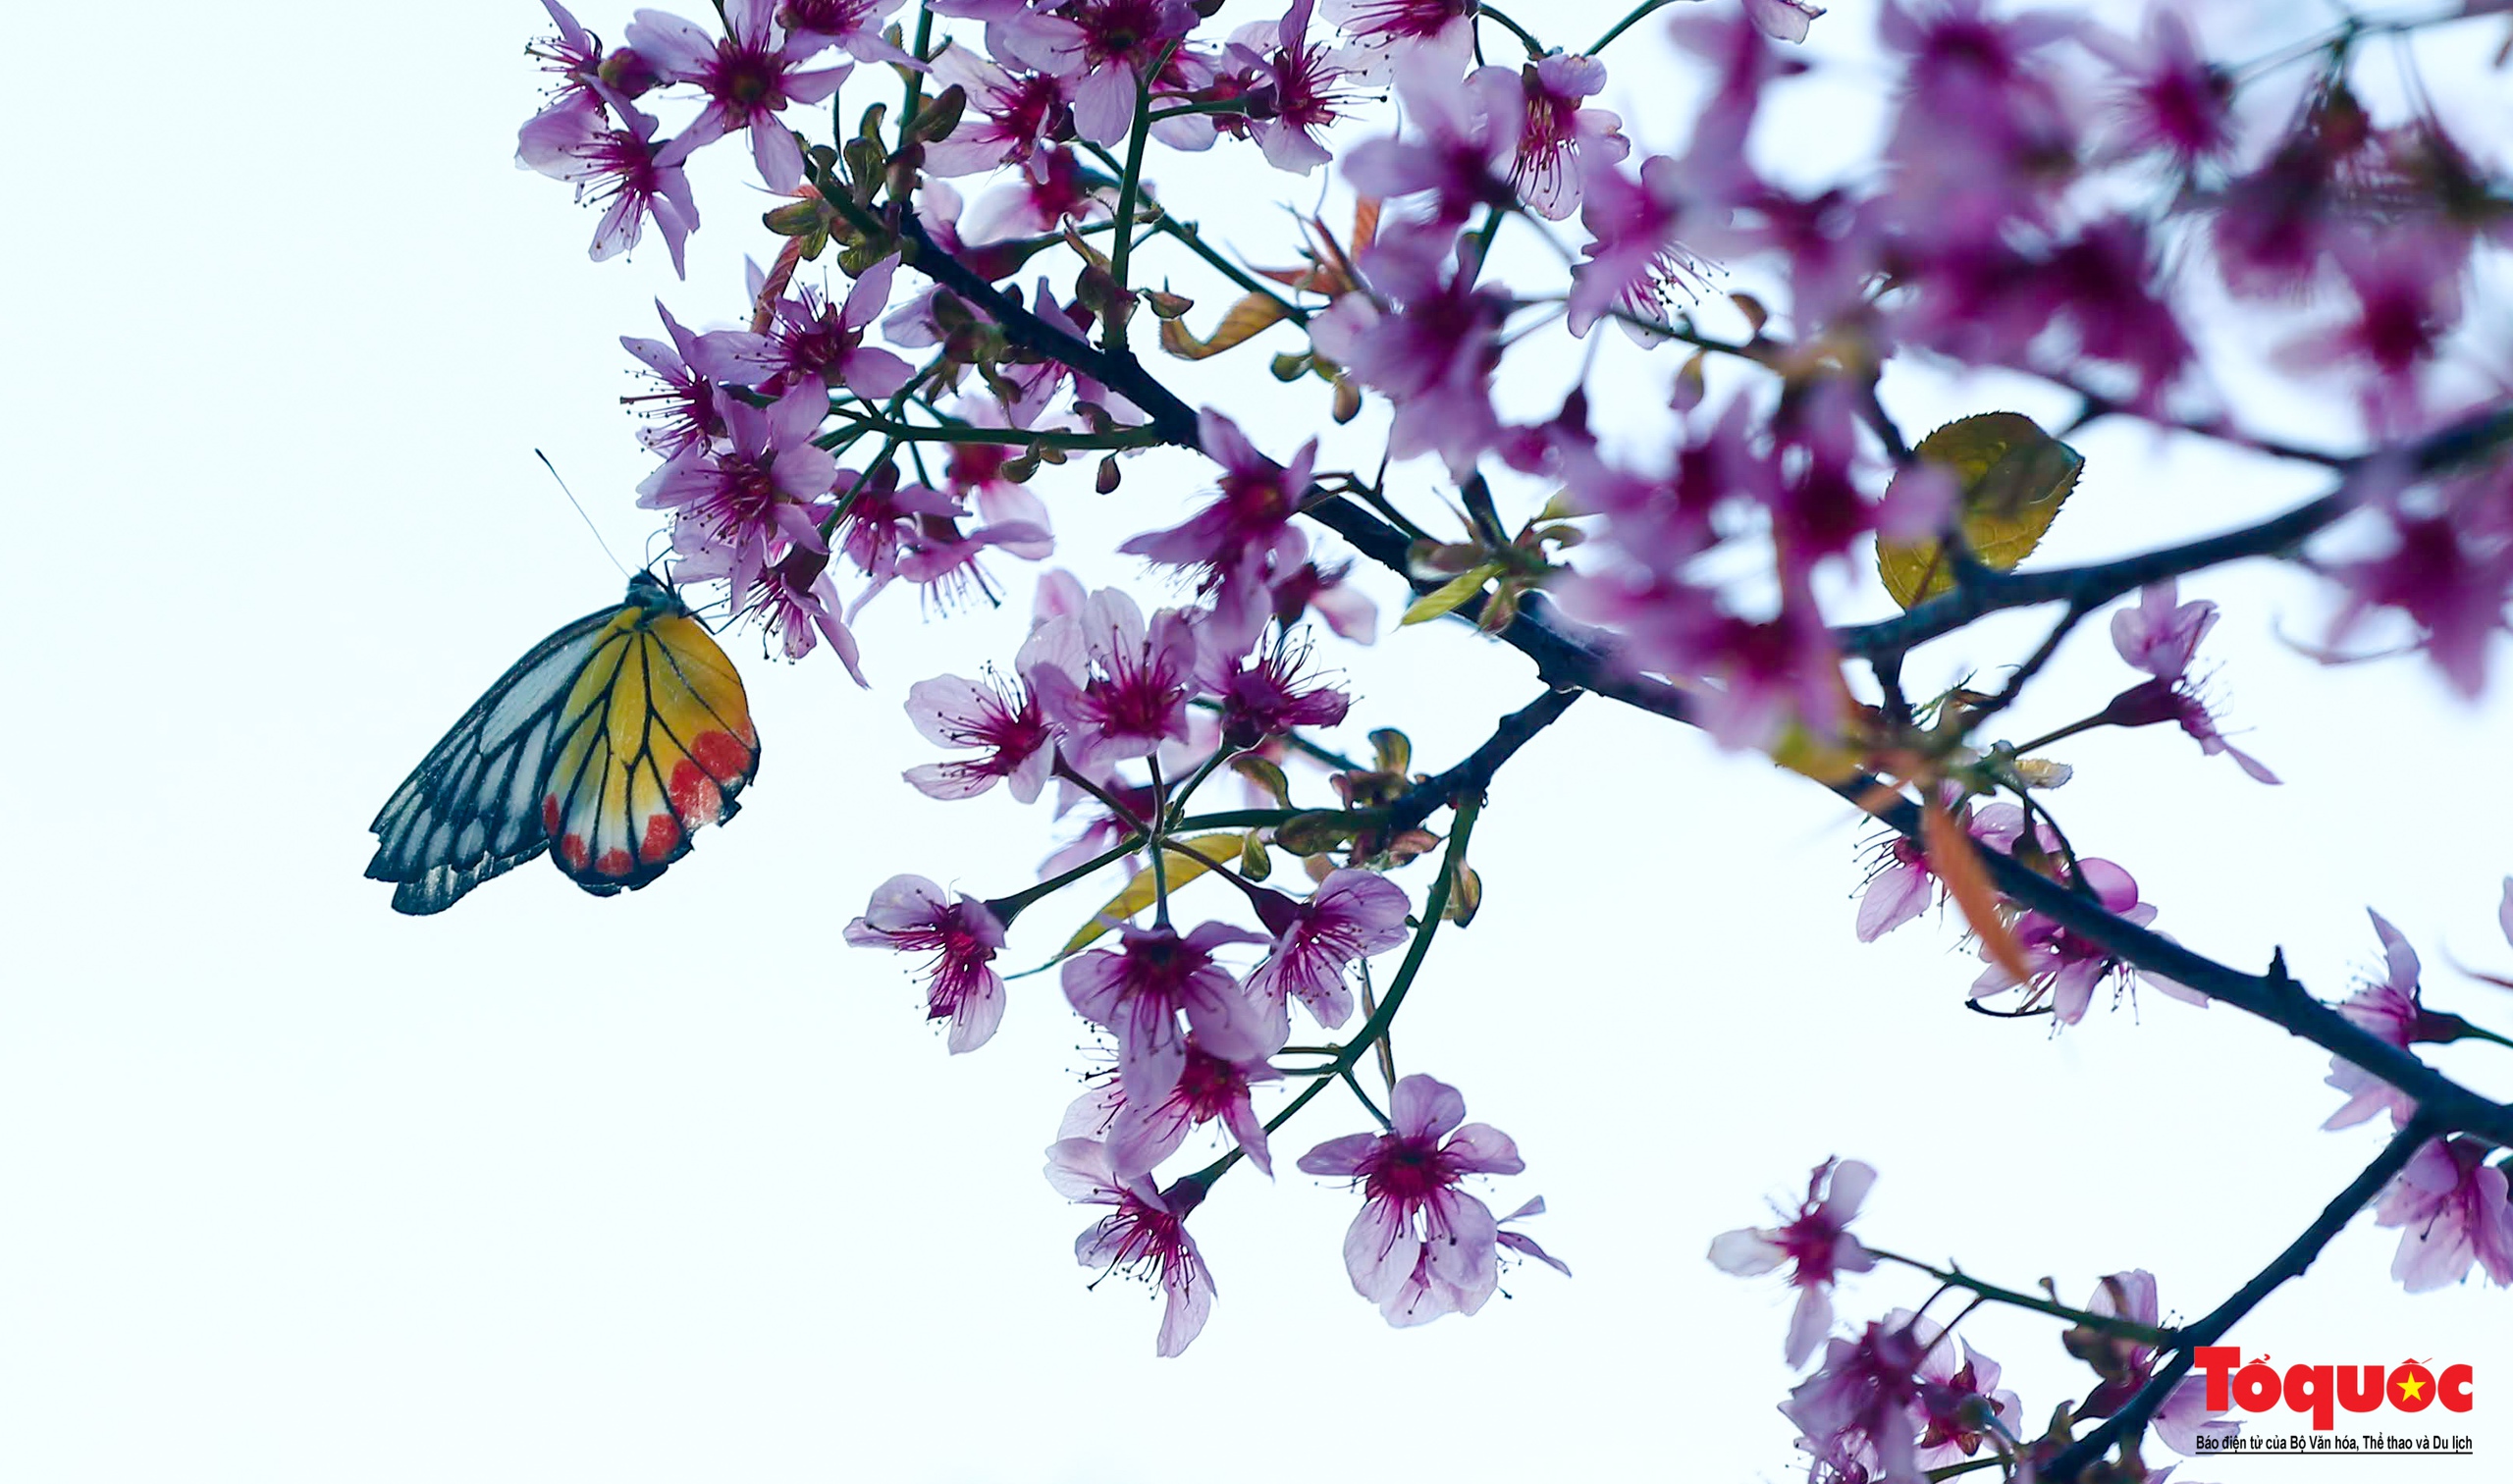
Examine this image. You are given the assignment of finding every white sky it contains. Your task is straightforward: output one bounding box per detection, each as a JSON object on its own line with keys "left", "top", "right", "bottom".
{"left": 7, "top": 1, "right": 2512, "bottom": 1480}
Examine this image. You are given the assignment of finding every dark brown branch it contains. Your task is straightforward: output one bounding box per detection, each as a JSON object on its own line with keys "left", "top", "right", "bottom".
{"left": 1836, "top": 402, "right": 2513, "bottom": 661}
{"left": 2044, "top": 1116, "right": 2437, "bottom": 1482}
{"left": 1846, "top": 782, "right": 2513, "bottom": 1147}
{"left": 1384, "top": 687, "right": 1582, "bottom": 835}
{"left": 892, "top": 208, "right": 1202, "bottom": 445}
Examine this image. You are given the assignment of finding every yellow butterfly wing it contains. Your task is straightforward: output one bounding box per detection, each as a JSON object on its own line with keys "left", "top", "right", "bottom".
{"left": 540, "top": 604, "right": 759, "bottom": 896}
{"left": 368, "top": 574, "right": 757, "bottom": 915}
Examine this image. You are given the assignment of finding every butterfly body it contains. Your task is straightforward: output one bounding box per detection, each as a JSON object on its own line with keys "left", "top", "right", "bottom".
{"left": 368, "top": 573, "right": 759, "bottom": 915}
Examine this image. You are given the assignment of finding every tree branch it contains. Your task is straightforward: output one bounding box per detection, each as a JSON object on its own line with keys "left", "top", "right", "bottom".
{"left": 1845, "top": 782, "right": 2513, "bottom": 1146}
{"left": 1835, "top": 402, "right": 2513, "bottom": 661}
{"left": 2043, "top": 1115, "right": 2437, "bottom": 1482}
{"left": 1384, "top": 687, "right": 1581, "bottom": 835}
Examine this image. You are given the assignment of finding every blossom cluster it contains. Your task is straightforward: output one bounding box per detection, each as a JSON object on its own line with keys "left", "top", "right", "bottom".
{"left": 503, "top": 0, "right": 2513, "bottom": 1470}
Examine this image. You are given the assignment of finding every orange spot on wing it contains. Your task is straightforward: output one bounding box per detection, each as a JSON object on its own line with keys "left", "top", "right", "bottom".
{"left": 668, "top": 759, "right": 724, "bottom": 822}
{"left": 596, "top": 847, "right": 633, "bottom": 876}
{"left": 639, "top": 813, "right": 682, "bottom": 864}
{"left": 691, "top": 729, "right": 752, "bottom": 783}
{"left": 560, "top": 833, "right": 590, "bottom": 870}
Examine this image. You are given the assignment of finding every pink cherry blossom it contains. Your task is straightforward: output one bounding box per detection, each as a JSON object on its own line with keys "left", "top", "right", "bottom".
{"left": 516, "top": 93, "right": 700, "bottom": 276}
{"left": 922, "top": 45, "right": 1071, "bottom": 179}
{"left": 2074, "top": 1271, "right": 2236, "bottom": 1456}
{"left": 1266, "top": 542, "right": 1379, "bottom": 643}
{"left": 776, "top": 0, "right": 916, "bottom": 64}
{"left": 1298, "top": 1074, "right": 1526, "bottom": 1326}
{"left": 2376, "top": 1137, "right": 2513, "bottom": 1292}
{"left": 833, "top": 461, "right": 963, "bottom": 602}
{"left": 1198, "top": 632, "right": 1353, "bottom": 747}
{"left": 628, "top": 0, "right": 852, "bottom": 193}
{"left": 2100, "top": 581, "right": 2277, "bottom": 783}
{"left": 620, "top": 300, "right": 726, "bottom": 456}
{"left": 1782, "top": 1320, "right": 1926, "bottom": 1484}
{"left": 1341, "top": 54, "right": 1523, "bottom": 227}
{"left": 1494, "top": 1195, "right": 1570, "bottom": 1278}
{"left": 1504, "top": 55, "right": 1628, "bottom": 222}
{"left": 1319, "top": 0, "right": 1477, "bottom": 66}
{"left": 637, "top": 380, "right": 837, "bottom": 598}
{"left": 1739, "top": 0, "right": 1825, "bottom": 44}
{"left": 1067, "top": 1039, "right": 1283, "bottom": 1179}
{"left": 1044, "top": 1138, "right": 1216, "bottom": 1355}
{"left": 1569, "top": 155, "right": 1712, "bottom": 339}
{"left": 999, "top": 0, "right": 1198, "bottom": 145}
{"left": 2326, "top": 504, "right": 2513, "bottom": 702}
{"left": 2112, "top": 579, "right": 2219, "bottom": 678}
{"left": 675, "top": 541, "right": 868, "bottom": 678}
{"left": 1119, "top": 408, "right": 1315, "bottom": 657}
{"left": 1308, "top": 223, "right": 1508, "bottom": 476}
{"left": 2084, "top": 9, "right": 2233, "bottom": 166}
{"left": 1245, "top": 868, "right": 1409, "bottom": 1040}
{"left": 1904, "top": 1313, "right": 2021, "bottom": 1471}
{"left": 694, "top": 253, "right": 914, "bottom": 398}
{"left": 2325, "top": 909, "right": 2433, "bottom": 1131}
{"left": 1063, "top": 922, "right": 1272, "bottom": 1108}
{"left": 1874, "top": 0, "right": 2081, "bottom": 255}
{"left": 1970, "top": 858, "right": 2204, "bottom": 1024}
{"left": 903, "top": 668, "right": 1058, "bottom": 803}
{"left": 1226, "top": 0, "right": 1368, "bottom": 175}
{"left": 1709, "top": 1156, "right": 1878, "bottom": 1366}
{"left": 844, "top": 874, "right": 1010, "bottom": 1052}
{"left": 1855, "top": 835, "right": 1935, "bottom": 941}
{"left": 526, "top": 1, "right": 606, "bottom": 120}
{"left": 1029, "top": 589, "right": 1203, "bottom": 773}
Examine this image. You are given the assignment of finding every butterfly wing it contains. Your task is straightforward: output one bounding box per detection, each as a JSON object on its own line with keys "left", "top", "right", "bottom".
{"left": 366, "top": 603, "right": 620, "bottom": 915}
{"left": 539, "top": 608, "right": 759, "bottom": 897}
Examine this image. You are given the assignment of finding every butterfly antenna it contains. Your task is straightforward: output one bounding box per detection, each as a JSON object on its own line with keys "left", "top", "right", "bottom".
{"left": 535, "top": 450, "right": 633, "bottom": 580}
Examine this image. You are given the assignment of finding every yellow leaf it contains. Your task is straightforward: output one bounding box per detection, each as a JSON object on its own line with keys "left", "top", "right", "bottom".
{"left": 1157, "top": 293, "right": 1291, "bottom": 360}
{"left": 1769, "top": 718, "right": 1861, "bottom": 784}
{"left": 1400, "top": 563, "right": 1503, "bottom": 626}
{"left": 1051, "top": 834, "right": 1248, "bottom": 960}
{"left": 1875, "top": 412, "right": 2084, "bottom": 609}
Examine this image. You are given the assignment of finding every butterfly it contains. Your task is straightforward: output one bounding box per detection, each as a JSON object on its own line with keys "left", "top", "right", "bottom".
{"left": 368, "top": 571, "right": 760, "bottom": 915}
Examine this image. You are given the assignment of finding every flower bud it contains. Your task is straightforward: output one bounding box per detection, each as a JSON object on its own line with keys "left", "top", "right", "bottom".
{"left": 910, "top": 84, "right": 968, "bottom": 144}
{"left": 598, "top": 46, "right": 659, "bottom": 98}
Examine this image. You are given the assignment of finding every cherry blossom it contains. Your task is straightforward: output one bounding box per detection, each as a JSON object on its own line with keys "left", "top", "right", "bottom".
{"left": 1119, "top": 408, "right": 1315, "bottom": 657}
{"left": 845, "top": 874, "right": 1011, "bottom": 1051}
{"left": 1298, "top": 1074, "right": 1525, "bottom": 1325}
{"left": 515, "top": 93, "right": 700, "bottom": 275}
{"left": 628, "top": 0, "right": 852, "bottom": 192}
{"left": 637, "top": 380, "right": 837, "bottom": 598}
{"left": 2376, "top": 1137, "right": 2513, "bottom": 1291}
{"left": 2100, "top": 580, "right": 2277, "bottom": 783}
{"left": 1244, "top": 867, "right": 1409, "bottom": 1040}
{"left": 1029, "top": 589, "right": 1203, "bottom": 773}
{"left": 1045, "top": 1138, "right": 1217, "bottom": 1354}
{"left": 1709, "top": 1156, "right": 1878, "bottom": 1365}
{"left": 1063, "top": 922, "right": 1272, "bottom": 1107}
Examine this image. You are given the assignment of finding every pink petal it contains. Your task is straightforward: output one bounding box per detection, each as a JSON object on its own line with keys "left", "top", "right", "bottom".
{"left": 1388, "top": 1073, "right": 1467, "bottom": 1140}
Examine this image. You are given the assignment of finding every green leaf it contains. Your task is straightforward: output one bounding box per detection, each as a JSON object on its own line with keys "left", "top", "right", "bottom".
{"left": 1876, "top": 412, "right": 2083, "bottom": 610}
{"left": 1400, "top": 563, "right": 1503, "bottom": 626}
